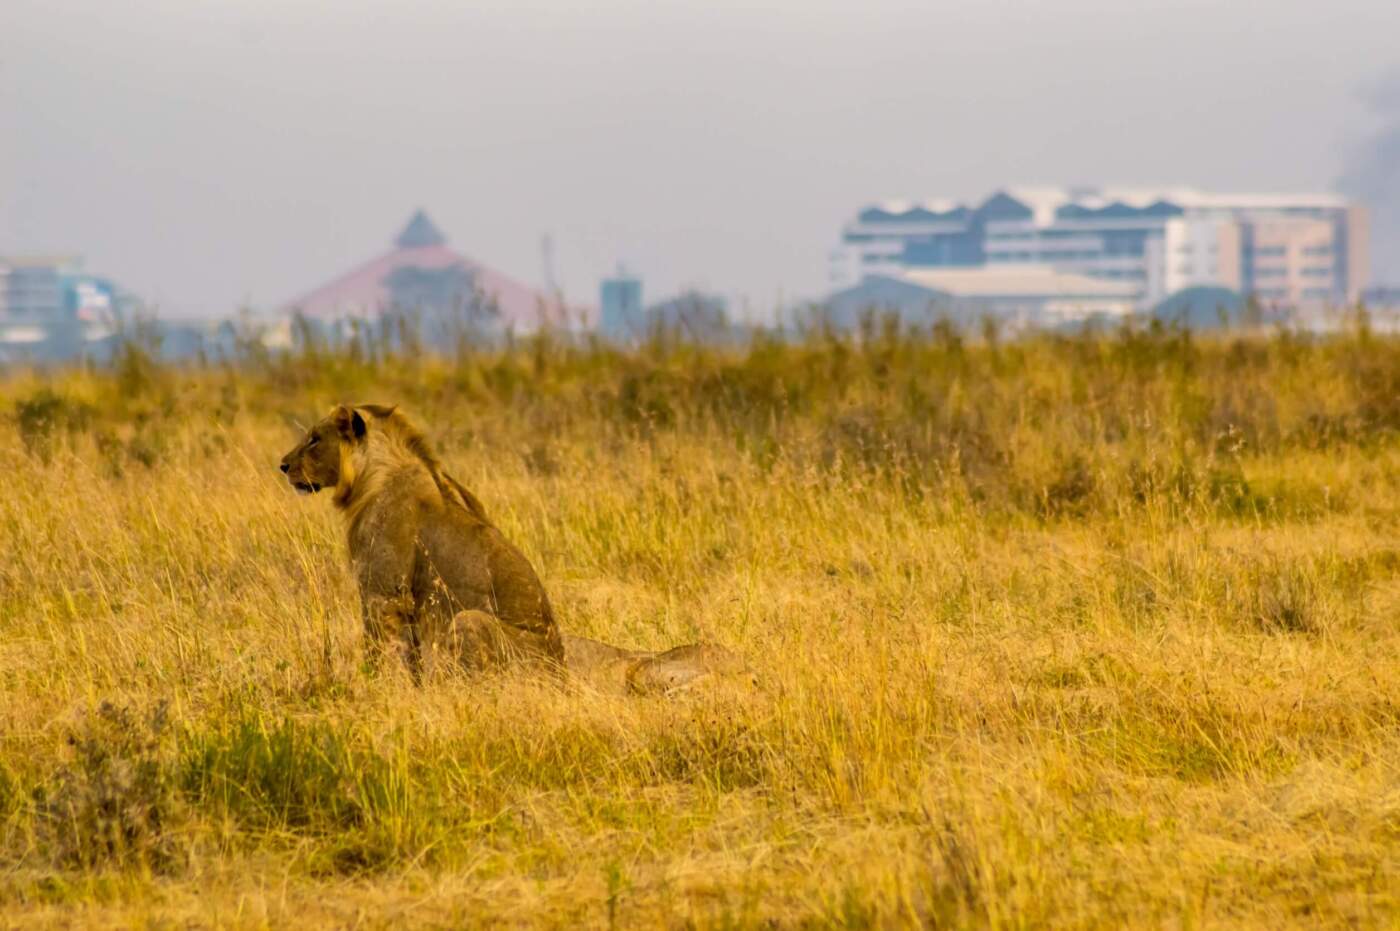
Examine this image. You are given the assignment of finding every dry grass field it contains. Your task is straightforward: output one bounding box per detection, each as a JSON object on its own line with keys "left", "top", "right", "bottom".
{"left": 0, "top": 323, "right": 1398, "bottom": 928}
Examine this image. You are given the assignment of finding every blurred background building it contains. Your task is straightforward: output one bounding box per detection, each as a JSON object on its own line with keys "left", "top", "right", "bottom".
{"left": 0, "top": 256, "right": 130, "bottom": 362}
{"left": 597, "top": 265, "right": 734, "bottom": 341}
{"left": 819, "top": 266, "right": 1138, "bottom": 332}
{"left": 644, "top": 290, "right": 730, "bottom": 340}
{"left": 831, "top": 187, "right": 1370, "bottom": 318}
{"left": 285, "top": 211, "right": 591, "bottom": 334}
{"left": 599, "top": 267, "right": 643, "bottom": 339}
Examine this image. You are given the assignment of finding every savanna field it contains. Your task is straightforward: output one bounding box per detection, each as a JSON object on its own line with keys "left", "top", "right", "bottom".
{"left": 1, "top": 322, "right": 1398, "bottom": 928}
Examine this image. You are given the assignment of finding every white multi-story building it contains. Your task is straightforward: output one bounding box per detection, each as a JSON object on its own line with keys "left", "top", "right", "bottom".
{"left": 832, "top": 187, "right": 1370, "bottom": 310}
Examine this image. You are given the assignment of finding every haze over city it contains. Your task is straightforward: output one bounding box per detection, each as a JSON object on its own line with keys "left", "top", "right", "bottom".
{"left": 3, "top": 0, "right": 1399, "bottom": 319}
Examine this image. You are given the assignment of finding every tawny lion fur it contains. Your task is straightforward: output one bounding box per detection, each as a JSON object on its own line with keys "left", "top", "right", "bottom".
{"left": 280, "top": 404, "right": 752, "bottom": 694}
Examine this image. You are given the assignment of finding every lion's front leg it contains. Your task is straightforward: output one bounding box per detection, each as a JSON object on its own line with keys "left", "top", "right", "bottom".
{"left": 361, "top": 589, "right": 419, "bottom": 678}
{"left": 352, "top": 516, "right": 423, "bottom": 680}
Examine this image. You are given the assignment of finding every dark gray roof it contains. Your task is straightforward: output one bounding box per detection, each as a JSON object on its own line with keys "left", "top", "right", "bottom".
{"left": 394, "top": 210, "right": 447, "bottom": 249}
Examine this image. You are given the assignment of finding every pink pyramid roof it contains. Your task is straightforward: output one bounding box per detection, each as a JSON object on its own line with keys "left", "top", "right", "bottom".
{"left": 284, "top": 213, "right": 589, "bottom": 330}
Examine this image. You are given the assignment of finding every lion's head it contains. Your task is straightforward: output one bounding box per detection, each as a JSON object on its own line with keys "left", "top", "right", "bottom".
{"left": 279, "top": 405, "right": 367, "bottom": 495}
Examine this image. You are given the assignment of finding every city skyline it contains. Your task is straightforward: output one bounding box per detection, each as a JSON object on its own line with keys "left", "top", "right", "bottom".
{"left": 3, "top": 0, "right": 1399, "bottom": 320}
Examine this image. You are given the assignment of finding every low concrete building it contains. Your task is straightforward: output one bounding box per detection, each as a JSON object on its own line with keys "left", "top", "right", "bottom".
{"left": 819, "top": 267, "right": 1137, "bottom": 331}
{"left": 644, "top": 290, "right": 729, "bottom": 336}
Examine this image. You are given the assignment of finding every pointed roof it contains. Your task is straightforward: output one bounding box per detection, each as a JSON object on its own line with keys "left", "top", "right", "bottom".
{"left": 394, "top": 210, "right": 447, "bottom": 249}
{"left": 283, "top": 211, "right": 595, "bottom": 330}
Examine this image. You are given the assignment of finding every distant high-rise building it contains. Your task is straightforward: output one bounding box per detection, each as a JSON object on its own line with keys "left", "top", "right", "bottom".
{"left": 832, "top": 187, "right": 1370, "bottom": 310}
{"left": 0, "top": 256, "right": 126, "bottom": 360}
{"left": 599, "top": 267, "right": 643, "bottom": 337}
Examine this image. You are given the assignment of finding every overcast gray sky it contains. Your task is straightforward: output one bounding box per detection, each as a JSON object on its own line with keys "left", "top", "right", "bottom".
{"left": 3, "top": 0, "right": 1398, "bottom": 318}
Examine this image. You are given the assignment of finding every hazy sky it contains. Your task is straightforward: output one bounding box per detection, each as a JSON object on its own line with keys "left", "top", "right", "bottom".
{"left": 3, "top": 0, "right": 1399, "bottom": 318}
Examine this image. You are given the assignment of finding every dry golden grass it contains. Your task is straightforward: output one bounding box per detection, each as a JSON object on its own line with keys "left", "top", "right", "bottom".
{"left": 0, "top": 326, "right": 1398, "bottom": 928}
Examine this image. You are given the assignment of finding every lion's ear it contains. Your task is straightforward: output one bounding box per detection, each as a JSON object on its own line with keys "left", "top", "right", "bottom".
{"left": 331, "top": 405, "right": 367, "bottom": 441}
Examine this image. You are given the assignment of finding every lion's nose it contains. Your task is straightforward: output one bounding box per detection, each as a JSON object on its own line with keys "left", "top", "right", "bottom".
{"left": 280, "top": 462, "right": 290, "bottom": 473}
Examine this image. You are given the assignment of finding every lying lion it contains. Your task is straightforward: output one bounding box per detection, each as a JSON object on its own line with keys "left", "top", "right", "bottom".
{"left": 279, "top": 404, "right": 752, "bottom": 695}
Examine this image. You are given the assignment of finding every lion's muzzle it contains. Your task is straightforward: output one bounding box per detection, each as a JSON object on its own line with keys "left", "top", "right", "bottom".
{"left": 280, "top": 458, "right": 322, "bottom": 495}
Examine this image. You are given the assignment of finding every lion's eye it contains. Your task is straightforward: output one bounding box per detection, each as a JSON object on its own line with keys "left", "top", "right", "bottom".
{"left": 308, "top": 435, "right": 320, "bottom": 447}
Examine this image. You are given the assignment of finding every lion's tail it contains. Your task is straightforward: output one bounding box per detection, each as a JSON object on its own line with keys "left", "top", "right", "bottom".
{"left": 561, "top": 633, "right": 754, "bottom": 696}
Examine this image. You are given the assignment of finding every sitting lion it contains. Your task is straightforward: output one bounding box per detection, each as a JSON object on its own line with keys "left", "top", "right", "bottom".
{"left": 279, "top": 404, "right": 751, "bottom": 695}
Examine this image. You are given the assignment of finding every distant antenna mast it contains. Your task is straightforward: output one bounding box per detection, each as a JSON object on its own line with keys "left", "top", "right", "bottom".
{"left": 540, "top": 233, "right": 560, "bottom": 298}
